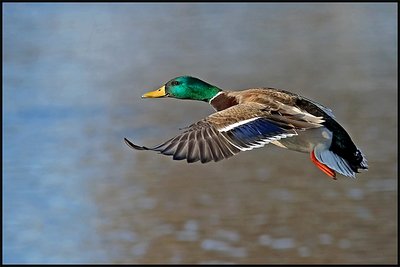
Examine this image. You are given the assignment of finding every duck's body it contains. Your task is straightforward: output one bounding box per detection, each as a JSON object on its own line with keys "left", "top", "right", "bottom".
{"left": 125, "top": 76, "right": 368, "bottom": 179}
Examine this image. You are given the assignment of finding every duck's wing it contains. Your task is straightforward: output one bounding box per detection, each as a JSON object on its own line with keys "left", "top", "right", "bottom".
{"left": 125, "top": 102, "right": 324, "bottom": 163}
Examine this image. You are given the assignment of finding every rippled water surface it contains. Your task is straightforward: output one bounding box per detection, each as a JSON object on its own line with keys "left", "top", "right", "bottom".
{"left": 3, "top": 3, "right": 397, "bottom": 264}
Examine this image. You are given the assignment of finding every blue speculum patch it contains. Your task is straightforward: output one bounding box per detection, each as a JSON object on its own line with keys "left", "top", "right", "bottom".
{"left": 228, "top": 118, "right": 285, "bottom": 145}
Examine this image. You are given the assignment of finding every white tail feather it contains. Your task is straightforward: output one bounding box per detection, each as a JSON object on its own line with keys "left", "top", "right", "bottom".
{"left": 359, "top": 149, "right": 368, "bottom": 169}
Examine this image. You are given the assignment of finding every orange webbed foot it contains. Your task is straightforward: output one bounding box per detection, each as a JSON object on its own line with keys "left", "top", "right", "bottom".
{"left": 310, "top": 150, "right": 337, "bottom": 180}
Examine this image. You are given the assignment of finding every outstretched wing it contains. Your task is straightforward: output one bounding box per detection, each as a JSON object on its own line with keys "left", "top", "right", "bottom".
{"left": 125, "top": 122, "right": 241, "bottom": 163}
{"left": 125, "top": 102, "right": 324, "bottom": 163}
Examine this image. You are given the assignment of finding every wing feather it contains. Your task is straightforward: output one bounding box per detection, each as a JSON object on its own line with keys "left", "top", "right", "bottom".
{"left": 186, "top": 131, "right": 199, "bottom": 163}
{"left": 125, "top": 102, "right": 324, "bottom": 163}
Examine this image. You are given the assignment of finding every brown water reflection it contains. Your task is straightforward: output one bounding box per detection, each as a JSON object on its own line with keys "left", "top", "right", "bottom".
{"left": 3, "top": 3, "right": 397, "bottom": 264}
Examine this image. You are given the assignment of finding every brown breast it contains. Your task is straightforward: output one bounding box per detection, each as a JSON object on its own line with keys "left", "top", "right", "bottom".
{"left": 209, "top": 92, "right": 239, "bottom": 111}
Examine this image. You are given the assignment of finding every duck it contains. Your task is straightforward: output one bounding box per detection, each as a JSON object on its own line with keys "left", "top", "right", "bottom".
{"left": 124, "top": 76, "right": 368, "bottom": 179}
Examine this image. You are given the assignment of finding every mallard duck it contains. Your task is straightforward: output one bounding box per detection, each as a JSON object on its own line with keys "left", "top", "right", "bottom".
{"left": 125, "top": 76, "right": 368, "bottom": 179}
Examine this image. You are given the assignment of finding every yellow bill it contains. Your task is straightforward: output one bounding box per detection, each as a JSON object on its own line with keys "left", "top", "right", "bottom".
{"left": 142, "top": 85, "right": 166, "bottom": 98}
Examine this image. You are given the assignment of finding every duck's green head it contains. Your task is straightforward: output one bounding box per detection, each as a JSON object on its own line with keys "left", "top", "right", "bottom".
{"left": 142, "top": 76, "right": 222, "bottom": 102}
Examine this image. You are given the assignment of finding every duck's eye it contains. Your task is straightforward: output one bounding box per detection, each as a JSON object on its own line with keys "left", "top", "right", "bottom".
{"left": 171, "top": 81, "right": 180, "bottom": 86}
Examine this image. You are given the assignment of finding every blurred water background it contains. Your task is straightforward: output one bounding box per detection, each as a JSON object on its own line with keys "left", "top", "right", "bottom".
{"left": 3, "top": 3, "right": 397, "bottom": 264}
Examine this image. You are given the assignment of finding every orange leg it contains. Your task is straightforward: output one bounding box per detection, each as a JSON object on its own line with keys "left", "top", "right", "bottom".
{"left": 310, "top": 150, "right": 337, "bottom": 180}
